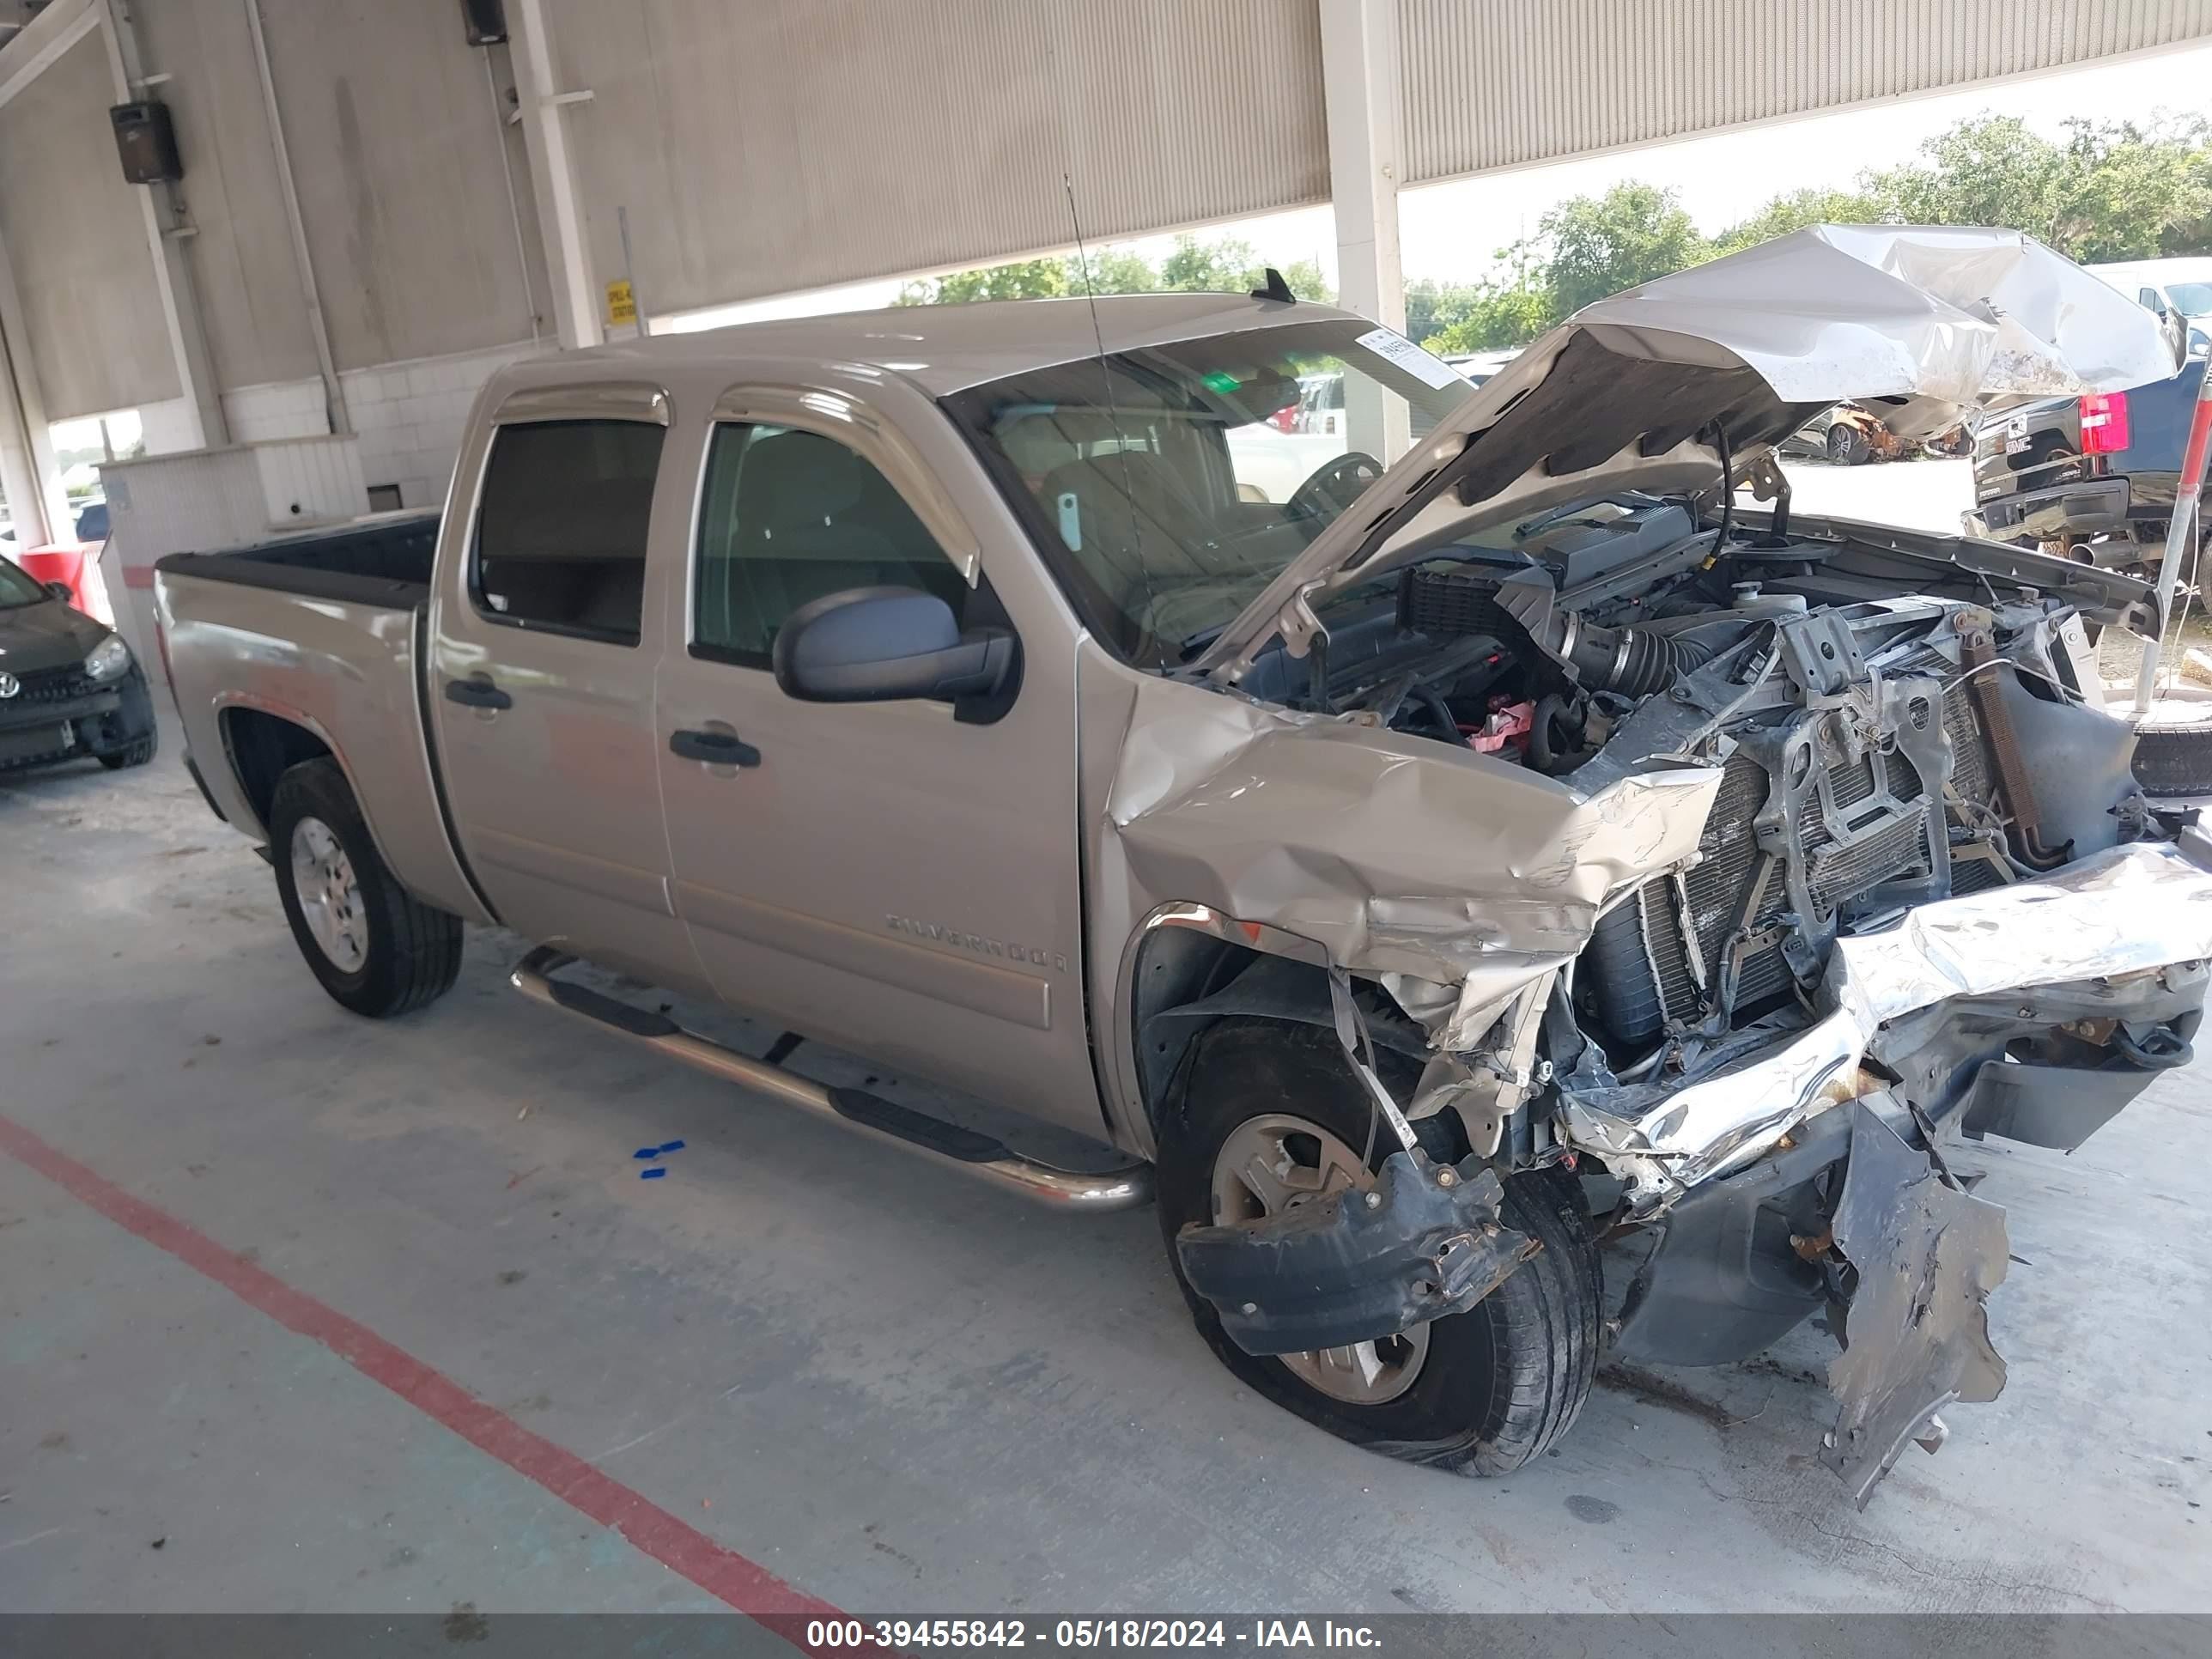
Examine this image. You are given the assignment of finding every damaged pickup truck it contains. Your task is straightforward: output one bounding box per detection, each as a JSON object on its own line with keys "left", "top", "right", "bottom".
{"left": 157, "top": 225, "right": 2212, "bottom": 1503}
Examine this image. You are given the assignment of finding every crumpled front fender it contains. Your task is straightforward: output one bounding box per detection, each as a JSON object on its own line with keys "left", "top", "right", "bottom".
{"left": 1109, "top": 681, "right": 1718, "bottom": 1048}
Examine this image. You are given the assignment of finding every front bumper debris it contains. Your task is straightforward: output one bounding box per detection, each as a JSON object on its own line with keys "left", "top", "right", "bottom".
{"left": 1559, "top": 839, "right": 2212, "bottom": 1206}
{"left": 1824, "top": 1098, "right": 2010, "bottom": 1507}
{"left": 1176, "top": 1150, "right": 1536, "bottom": 1357}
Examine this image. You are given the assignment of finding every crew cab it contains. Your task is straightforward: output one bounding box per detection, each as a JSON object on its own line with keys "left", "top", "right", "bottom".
{"left": 156, "top": 227, "right": 2212, "bottom": 1504}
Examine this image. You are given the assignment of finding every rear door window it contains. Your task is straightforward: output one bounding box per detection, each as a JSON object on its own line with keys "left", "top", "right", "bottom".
{"left": 472, "top": 420, "right": 666, "bottom": 645}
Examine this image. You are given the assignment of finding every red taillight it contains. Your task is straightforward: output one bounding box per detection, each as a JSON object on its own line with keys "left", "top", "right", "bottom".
{"left": 2080, "top": 390, "right": 2131, "bottom": 455}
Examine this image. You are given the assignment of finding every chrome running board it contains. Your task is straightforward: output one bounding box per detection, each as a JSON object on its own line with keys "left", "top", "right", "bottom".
{"left": 510, "top": 946, "right": 1153, "bottom": 1212}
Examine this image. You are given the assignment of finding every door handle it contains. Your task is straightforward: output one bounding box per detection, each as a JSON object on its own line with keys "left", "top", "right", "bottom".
{"left": 670, "top": 727, "right": 762, "bottom": 768}
{"left": 444, "top": 677, "right": 513, "bottom": 711}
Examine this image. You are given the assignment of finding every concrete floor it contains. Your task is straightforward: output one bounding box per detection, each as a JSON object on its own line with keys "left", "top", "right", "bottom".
{"left": 3, "top": 712, "right": 2210, "bottom": 1620}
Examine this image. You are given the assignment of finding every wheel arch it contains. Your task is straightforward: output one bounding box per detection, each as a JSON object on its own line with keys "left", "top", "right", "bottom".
{"left": 218, "top": 699, "right": 338, "bottom": 840}
{"left": 1116, "top": 904, "right": 1433, "bottom": 1155}
{"left": 216, "top": 702, "right": 404, "bottom": 884}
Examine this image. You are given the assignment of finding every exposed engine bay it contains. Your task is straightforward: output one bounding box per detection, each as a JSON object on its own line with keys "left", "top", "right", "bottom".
{"left": 1159, "top": 488, "right": 2208, "bottom": 1499}
{"left": 1307, "top": 494, "right": 2147, "bottom": 1089}
{"left": 1134, "top": 228, "right": 2212, "bottom": 1504}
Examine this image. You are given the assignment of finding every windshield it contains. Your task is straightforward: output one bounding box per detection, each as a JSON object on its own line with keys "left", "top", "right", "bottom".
{"left": 2167, "top": 283, "right": 2212, "bottom": 317}
{"left": 945, "top": 319, "right": 1473, "bottom": 666}
{"left": 0, "top": 556, "right": 50, "bottom": 610}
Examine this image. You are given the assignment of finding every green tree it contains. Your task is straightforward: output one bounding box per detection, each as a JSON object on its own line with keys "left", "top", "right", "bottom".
{"left": 1711, "top": 185, "right": 1896, "bottom": 257}
{"left": 1273, "top": 256, "right": 1336, "bottom": 305}
{"left": 895, "top": 257, "right": 1068, "bottom": 306}
{"left": 894, "top": 234, "right": 1333, "bottom": 308}
{"left": 1540, "top": 181, "right": 1708, "bottom": 314}
{"left": 1155, "top": 234, "right": 1256, "bottom": 292}
{"left": 1067, "top": 245, "right": 1160, "bottom": 295}
{"left": 1860, "top": 113, "right": 2212, "bottom": 263}
{"left": 1404, "top": 278, "right": 1487, "bottom": 345}
{"left": 1423, "top": 276, "right": 1552, "bottom": 354}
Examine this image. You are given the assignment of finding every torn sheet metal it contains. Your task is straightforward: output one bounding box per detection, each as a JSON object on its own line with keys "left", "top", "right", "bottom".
{"left": 1560, "top": 839, "right": 2212, "bottom": 1203}
{"left": 1824, "top": 1099, "right": 2010, "bottom": 1508}
{"left": 1108, "top": 676, "right": 1720, "bottom": 1048}
{"left": 1175, "top": 1152, "right": 1536, "bottom": 1357}
{"left": 1192, "top": 226, "right": 2179, "bottom": 680}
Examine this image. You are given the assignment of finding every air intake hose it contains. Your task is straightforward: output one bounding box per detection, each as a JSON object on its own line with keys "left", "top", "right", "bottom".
{"left": 1567, "top": 622, "right": 1712, "bottom": 697}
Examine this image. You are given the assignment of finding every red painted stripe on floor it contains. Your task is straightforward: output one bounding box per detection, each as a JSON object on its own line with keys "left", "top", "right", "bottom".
{"left": 0, "top": 1111, "right": 854, "bottom": 1646}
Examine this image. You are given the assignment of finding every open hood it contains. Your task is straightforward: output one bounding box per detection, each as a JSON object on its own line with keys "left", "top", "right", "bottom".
{"left": 1192, "top": 225, "right": 2181, "bottom": 680}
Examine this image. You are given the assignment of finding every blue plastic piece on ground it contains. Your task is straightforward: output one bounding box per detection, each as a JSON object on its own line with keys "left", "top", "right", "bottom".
{"left": 657, "top": 1139, "right": 686, "bottom": 1154}
{"left": 633, "top": 1147, "right": 659, "bottom": 1160}
{"left": 639, "top": 1166, "right": 667, "bottom": 1180}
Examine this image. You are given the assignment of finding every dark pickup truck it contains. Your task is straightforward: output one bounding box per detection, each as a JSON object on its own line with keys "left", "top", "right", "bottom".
{"left": 1965, "top": 356, "right": 2204, "bottom": 568}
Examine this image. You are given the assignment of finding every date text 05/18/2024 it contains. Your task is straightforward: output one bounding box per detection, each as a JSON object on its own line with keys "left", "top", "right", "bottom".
{"left": 804, "top": 1620, "right": 1384, "bottom": 1650}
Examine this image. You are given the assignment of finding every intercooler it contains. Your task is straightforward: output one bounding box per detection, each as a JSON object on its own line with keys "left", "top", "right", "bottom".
{"left": 1582, "top": 681, "right": 1994, "bottom": 1046}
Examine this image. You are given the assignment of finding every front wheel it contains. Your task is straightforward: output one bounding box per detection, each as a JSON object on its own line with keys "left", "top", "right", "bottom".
{"left": 1156, "top": 1018, "right": 1603, "bottom": 1474}
{"left": 268, "top": 757, "right": 462, "bottom": 1017}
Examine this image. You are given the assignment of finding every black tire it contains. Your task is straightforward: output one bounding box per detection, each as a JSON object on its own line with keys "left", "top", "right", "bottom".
{"left": 1826, "top": 422, "right": 1872, "bottom": 466}
{"left": 268, "top": 757, "right": 462, "bottom": 1017}
{"left": 2133, "top": 702, "right": 2212, "bottom": 797}
{"left": 1156, "top": 1017, "right": 1603, "bottom": 1475}
{"left": 97, "top": 733, "right": 157, "bottom": 769}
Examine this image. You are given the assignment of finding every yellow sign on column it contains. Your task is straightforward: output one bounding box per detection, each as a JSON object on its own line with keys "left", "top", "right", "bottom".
{"left": 605, "top": 279, "right": 637, "bottom": 328}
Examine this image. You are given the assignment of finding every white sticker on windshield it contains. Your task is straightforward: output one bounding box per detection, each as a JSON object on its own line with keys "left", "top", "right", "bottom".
{"left": 1354, "top": 326, "right": 1462, "bottom": 391}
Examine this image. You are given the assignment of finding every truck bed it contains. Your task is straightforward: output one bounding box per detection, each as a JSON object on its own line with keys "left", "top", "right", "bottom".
{"left": 153, "top": 508, "right": 490, "bottom": 926}
{"left": 154, "top": 510, "right": 441, "bottom": 608}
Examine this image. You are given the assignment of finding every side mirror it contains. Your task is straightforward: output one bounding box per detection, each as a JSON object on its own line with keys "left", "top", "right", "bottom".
{"left": 44, "top": 580, "right": 72, "bottom": 602}
{"left": 772, "top": 585, "right": 1018, "bottom": 711}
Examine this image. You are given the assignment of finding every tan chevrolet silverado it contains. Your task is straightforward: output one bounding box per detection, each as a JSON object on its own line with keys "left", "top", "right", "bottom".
{"left": 156, "top": 228, "right": 2212, "bottom": 1504}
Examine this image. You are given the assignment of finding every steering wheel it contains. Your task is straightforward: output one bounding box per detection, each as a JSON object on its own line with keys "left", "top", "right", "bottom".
{"left": 1287, "top": 451, "right": 1384, "bottom": 522}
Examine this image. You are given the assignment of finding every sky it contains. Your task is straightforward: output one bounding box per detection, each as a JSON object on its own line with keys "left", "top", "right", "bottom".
{"left": 665, "top": 40, "right": 2212, "bottom": 334}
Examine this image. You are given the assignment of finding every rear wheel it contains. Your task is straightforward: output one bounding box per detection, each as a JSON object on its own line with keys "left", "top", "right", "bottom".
{"left": 1157, "top": 1017, "right": 1603, "bottom": 1474}
{"left": 269, "top": 757, "right": 462, "bottom": 1017}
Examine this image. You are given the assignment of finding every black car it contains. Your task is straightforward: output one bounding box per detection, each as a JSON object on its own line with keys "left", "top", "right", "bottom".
{"left": 0, "top": 554, "right": 158, "bottom": 775}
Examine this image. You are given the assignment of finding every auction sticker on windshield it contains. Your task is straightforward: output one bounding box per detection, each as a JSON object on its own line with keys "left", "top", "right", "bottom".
{"left": 1354, "top": 326, "right": 1463, "bottom": 390}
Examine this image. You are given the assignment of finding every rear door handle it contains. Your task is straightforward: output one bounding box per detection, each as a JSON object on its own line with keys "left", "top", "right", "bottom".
{"left": 444, "top": 677, "right": 513, "bottom": 711}
{"left": 670, "top": 727, "right": 762, "bottom": 768}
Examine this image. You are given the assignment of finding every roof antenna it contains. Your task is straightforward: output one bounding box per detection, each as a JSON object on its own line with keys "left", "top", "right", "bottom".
{"left": 1251, "top": 266, "right": 1297, "bottom": 304}
{"left": 1064, "top": 171, "right": 1163, "bottom": 662}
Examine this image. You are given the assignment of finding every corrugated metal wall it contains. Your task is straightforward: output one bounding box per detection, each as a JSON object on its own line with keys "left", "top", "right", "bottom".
{"left": 544, "top": 0, "right": 1328, "bottom": 316}
{"left": 1401, "top": 0, "right": 2212, "bottom": 185}
{"left": 251, "top": 0, "right": 547, "bottom": 372}
{"left": 0, "top": 33, "right": 175, "bottom": 418}
{"left": 135, "top": 0, "right": 320, "bottom": 392}
{"left": 9, "top": 0, "right": 2212, "bottom": 426}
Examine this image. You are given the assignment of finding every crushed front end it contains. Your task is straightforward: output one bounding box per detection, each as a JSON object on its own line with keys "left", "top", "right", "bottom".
{"left": 1121, "top": 524, "right": 2212, "bottom": 1501}
{"left": 1115, "top": 228, "right": 2209, "bottom": 1495}
{"left": 1432, "top": 574, "right": 2212, "bottom": 1500}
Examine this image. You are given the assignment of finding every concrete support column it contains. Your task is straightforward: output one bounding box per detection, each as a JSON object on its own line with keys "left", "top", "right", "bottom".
{"left": 100, "top": 0, "right": 228, "bottom": 450}
{"left": 507, "top": 0, "right": 602, "bottom": 351}
{"left": 1320, "top": 0, "right": 1408, "bottom": 461}
{"left": 1322, "top": 0, "right": 1406, "bottom": 331}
